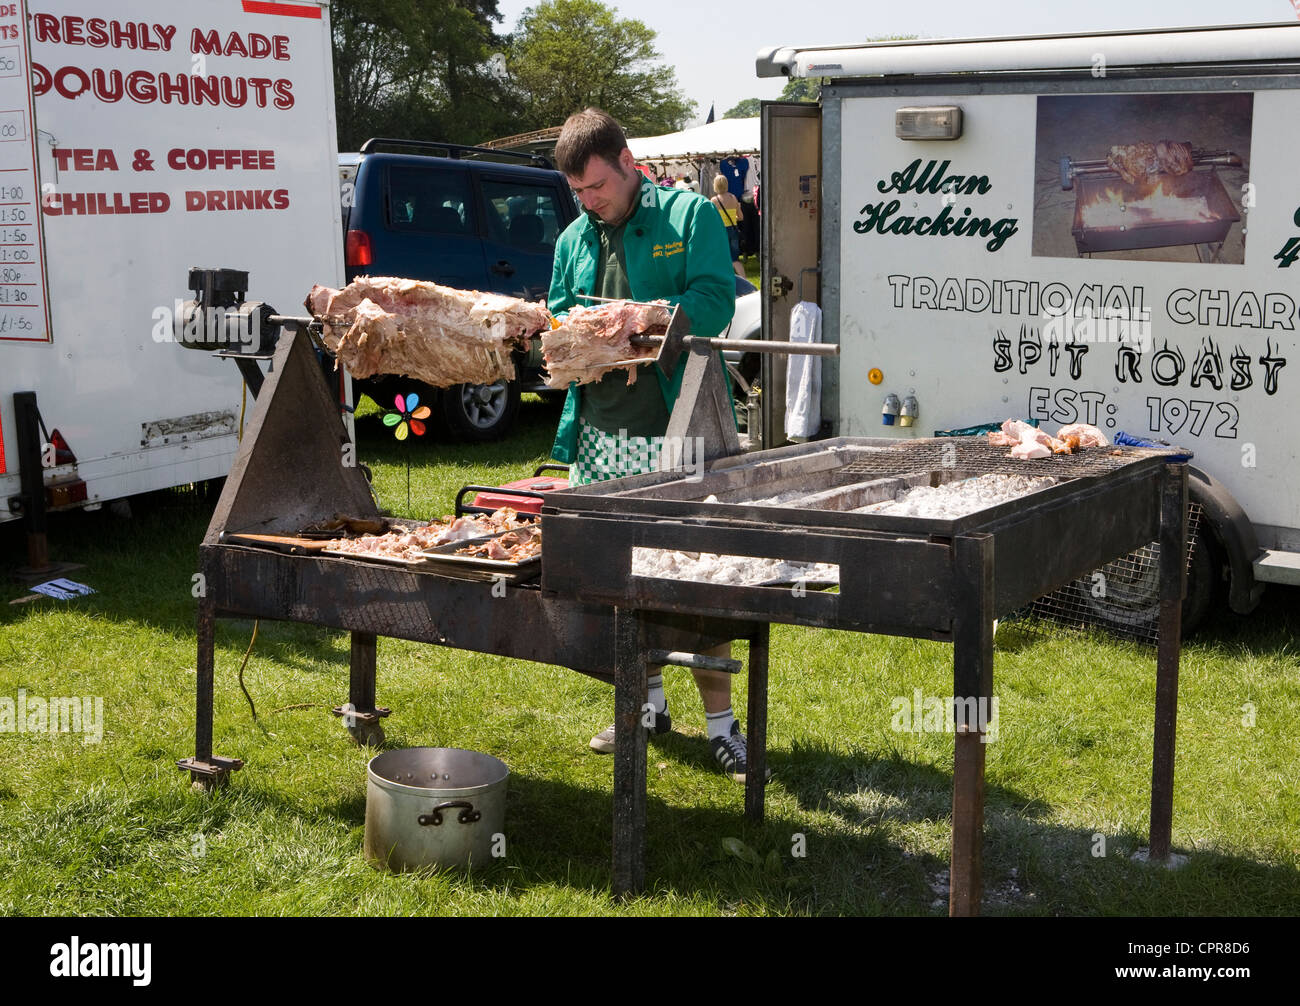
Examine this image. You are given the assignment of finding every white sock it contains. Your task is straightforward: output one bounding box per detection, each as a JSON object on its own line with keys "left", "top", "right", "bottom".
{"left": 647, "top": 674, "right": 666, "bottom": 713}
{"left": 706, "top": 708, "right": 736, "bottom": 741}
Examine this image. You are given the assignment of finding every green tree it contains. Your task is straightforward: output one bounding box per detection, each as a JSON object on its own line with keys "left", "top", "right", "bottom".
{"left": 506, "top": 0, "right": 695, "bottom": 136}
{"left": 723, "top": 98, "right": 761, "bottom": 119}
{"left": 779, "top": 77, "right": 823, "bottom": 103}
{"left": 331, "top": 0, "right": 514, "bottom": 149}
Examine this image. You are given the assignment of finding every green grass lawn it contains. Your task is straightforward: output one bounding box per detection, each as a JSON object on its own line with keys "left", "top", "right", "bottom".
{"left": 1, "top": 394, "right": 1297, "bottom": 916}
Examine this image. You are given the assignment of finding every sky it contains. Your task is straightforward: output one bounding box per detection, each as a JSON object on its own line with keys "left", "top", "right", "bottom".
{"left": 493, "top": 0, "right": 1299, "bottom": 131}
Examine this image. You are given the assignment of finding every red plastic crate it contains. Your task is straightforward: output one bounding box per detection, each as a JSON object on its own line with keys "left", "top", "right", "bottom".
{"left": 469, "top": 474, "right": 568, "bottom": 515}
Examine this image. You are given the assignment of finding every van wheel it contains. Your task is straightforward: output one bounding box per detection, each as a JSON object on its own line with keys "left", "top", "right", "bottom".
{"left": 440, "top": 380, "right": 521, "bottom": 442}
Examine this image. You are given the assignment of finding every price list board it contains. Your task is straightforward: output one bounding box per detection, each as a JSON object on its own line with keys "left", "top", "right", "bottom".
{"left": 0, "top": 0, "right": 49, "bottom": 342}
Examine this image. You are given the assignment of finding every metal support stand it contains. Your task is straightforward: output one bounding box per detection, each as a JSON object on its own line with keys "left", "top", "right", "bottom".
{"left": 612, "top": 607, "right": 648, "bottom": 898}
{"left": 745, "top": 624, "right": 770, "bottom": 824}
{"left": 664, "top": 342, "right": 741, "bottom": 465}
{"left": 177, "top": 600, "right": 244, "bottom": 787}
{"left": 9, "top": 391, "right": 82, "bottom": 581}
{"left": 1149, "top": 463, "right": 1187, "bottom": 861}
{"left": 331, "top": 631, "right": 391, "bottom": 746}
{"left": 949, "top": 534, "right": 995, "bottom": 917}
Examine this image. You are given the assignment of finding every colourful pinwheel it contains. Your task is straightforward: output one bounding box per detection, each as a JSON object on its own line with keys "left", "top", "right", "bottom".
{"left": 383, "top": 392, "right": 431, "bottom": 441}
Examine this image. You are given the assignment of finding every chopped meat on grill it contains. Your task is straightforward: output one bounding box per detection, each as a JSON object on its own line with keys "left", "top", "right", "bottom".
{"left": 989, "top": 418, "right": 1110, "bottom": 459}
{"left": 1105, "top": 141, "right": 1194, "bottom": 185}
{"left": 1010, "top": 438, "right": 1051, "bottom": 460}
{"left": 455, "top": 523, "right": 542, "bottom": 561}
{"left": 1056, "top": 423, "right": 1109, "bottom": 448}
{"left": 322, "top": 508, "right": 533, "bottom": 562}
{"left": 306, "top": 277, "right": 552, "bottom": 388}
{"left": 988, "top": 418, "right": 1047, "bottom": 448}
{"left": 541, "top": 300, "right": 672, "bottom": 388}
{"left": 1052, "top": 434, "right": 1081, "bottom": 455}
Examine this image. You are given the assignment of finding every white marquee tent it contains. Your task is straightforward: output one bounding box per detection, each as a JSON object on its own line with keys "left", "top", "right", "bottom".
{"left": 628, "top": 117, "right": 760, "bottom": 194}
{"left": 628, "top": 117, "right": 759, "bottom": 161}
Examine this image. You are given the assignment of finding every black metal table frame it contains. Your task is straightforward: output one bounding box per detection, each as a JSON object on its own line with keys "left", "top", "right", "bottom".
{"left": 544, "top": 456, "right": 1189, "bottom": 915}
{"left": 180, "top": 546, "right": 770, "bottom": 889}
{"left": 181, "top": 327, "right": 1186, "bottom": 915}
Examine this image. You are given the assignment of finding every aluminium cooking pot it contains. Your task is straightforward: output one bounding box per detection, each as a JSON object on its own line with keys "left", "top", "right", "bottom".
{"left": 364, "top": 747, "right": 508, "bottom": 871}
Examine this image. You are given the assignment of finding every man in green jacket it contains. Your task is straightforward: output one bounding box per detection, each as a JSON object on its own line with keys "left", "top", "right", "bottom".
{"left": 549, "top": 107, "right": 762, "bottom": 782}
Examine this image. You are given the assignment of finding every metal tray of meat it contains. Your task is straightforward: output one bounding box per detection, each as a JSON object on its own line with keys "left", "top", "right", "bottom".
{"left": 420, "top": 528, "right": 543, "bottom": 583}
{"left": 320, "top": 547, "right": 430, "bottom": 569}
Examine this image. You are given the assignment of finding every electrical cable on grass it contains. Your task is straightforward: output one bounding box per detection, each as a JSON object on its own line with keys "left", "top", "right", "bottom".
{"left": 238, "top": 619, "right": 259, "bottom": 720}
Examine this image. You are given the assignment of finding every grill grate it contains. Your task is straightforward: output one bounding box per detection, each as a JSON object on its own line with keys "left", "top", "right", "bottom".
{"left": 833, "top": 439, "right": 1192, "bottom": 644}
{"left": 835, "top": 440, "right": 1153, "bottom": 481}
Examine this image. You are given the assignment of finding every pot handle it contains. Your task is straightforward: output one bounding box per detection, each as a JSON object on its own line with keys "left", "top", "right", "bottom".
{"left": 418, "top": 800, "right": 482, "bottom": 826}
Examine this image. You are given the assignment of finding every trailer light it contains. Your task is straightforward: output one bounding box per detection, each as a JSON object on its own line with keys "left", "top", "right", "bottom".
{"left": 895, "top": 106, "right": 963, "bottom": 140}
{"left": 868, "top": 368, "right": 883, "bottom": 385}
{"left": 345, "top": 229, "right": 373, "bottom": 267}
{"left": 49, "top": 429, "right": 77, "bottom": 466}
{"left": 882, "top": 393, "right": 901, "bottom": 426}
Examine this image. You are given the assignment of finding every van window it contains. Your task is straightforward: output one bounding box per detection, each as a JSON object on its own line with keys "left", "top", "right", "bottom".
{"left": 387, "top": 165, "right": 473, "bottom": 234}
{"left": 481, "top": 179, "right": 564, "bottom": 252}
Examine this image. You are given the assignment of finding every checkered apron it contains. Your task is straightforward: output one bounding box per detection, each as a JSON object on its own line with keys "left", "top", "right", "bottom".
{"left": 570, "top": 420, "right": 662, "bottom": 486}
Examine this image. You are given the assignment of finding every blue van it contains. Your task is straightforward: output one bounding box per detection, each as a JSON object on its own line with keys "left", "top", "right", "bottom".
{"left": 341, "top": 139, "right": 579, "bottom": 440}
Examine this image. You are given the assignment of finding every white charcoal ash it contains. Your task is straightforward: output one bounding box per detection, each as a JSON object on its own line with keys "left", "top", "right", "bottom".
{"left": 856, "top": 473, "right": 1057, "bottom": 518}
{"left": 632, "top": 547, "right": 838, "bottom": 586}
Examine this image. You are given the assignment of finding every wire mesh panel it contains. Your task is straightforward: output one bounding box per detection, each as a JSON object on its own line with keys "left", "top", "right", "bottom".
{"left": 1010, "top": 502, "right": 1204, "bottom": 644}
{"left": 834, "top": 440, "right": 1195, "bottom": 644}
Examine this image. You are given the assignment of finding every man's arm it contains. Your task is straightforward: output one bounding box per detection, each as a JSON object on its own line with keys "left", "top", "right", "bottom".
{"left": 661, "top": 196, "right": 735, "bottom": 339}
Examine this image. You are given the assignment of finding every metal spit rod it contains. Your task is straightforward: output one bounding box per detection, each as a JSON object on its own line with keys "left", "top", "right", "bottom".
{"left": 578, "top": 294, "right": 839, "bottom": 357}
{"left": 631, "top": 334, "right": 838, "bottom": 356}
{"left": 284, "top": 304, "right": 839, "bottom": 358}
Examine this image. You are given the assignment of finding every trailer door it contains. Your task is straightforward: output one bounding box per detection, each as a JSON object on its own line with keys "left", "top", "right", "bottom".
{"left": 760, "top": 101, "right": 821, "bottom": 448}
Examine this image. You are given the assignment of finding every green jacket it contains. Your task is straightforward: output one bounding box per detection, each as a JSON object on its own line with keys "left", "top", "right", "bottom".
{"left": 549, "top": 177, "right": 735, "bottom": 463}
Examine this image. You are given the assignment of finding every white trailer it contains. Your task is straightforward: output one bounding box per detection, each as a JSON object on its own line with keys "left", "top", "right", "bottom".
{"left": 0, "top": 0, "right": 343, "bottom": 560}
{"left": 757, "top": 22, "right": 1300, "bottom": 630}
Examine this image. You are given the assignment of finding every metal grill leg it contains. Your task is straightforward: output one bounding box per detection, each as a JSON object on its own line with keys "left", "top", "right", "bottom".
{"left": 950, "top": 534, "right": 994, "bottom": 917}
{"left": 333, "top": 631, "right": 388, "bottom": 746}
{"left": 745, "top": 624, "right": 770, "bottom": 824}
{"left": 1150, "top": 464, "right": 1187, "bottom": 860}
{"left": 612, "top": 607, "right": 648, "bottom": 898}
{"left": 195, "top": 603, "right": 215, "bottom": 764}
{"left": 349, "top": 632, "right": 378, "bottom": 710}
{"left": 178, "top": 601, "right": 243, "bottom": 787}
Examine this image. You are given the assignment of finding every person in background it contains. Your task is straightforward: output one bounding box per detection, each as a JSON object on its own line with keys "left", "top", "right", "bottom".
{"left": 548, "top": 107, "right": 765, "bottom": 783}
{"left": 711, "top": 174, "right": 745, "bottom": 278}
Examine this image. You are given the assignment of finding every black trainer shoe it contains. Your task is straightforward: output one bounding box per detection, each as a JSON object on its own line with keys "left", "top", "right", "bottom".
{"left": 709, "top": 720, "right": 772, "bottom": 783}
{"left": 589, "top": 702, "right": 672, "bottom": 754}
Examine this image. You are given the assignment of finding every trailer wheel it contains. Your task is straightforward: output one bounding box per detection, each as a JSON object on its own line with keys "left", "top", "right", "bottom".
{"left": 1080, "top": 503, "right": 1219, "bottom": 637}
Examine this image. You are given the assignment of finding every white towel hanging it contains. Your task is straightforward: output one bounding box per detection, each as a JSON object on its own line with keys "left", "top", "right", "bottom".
{"left": 785, "top": 301, "right": 822, "bottom": 440}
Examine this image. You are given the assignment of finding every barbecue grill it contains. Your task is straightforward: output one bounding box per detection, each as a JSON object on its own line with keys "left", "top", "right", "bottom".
{"left": 542, "top": 435, "right": 1190, "bottom": 913}
{"left": 178, "top": 271, "right": 1188, "bottom": 916}
{"left": 1060, "top": 148, "right": 1243, "bottom": 259}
